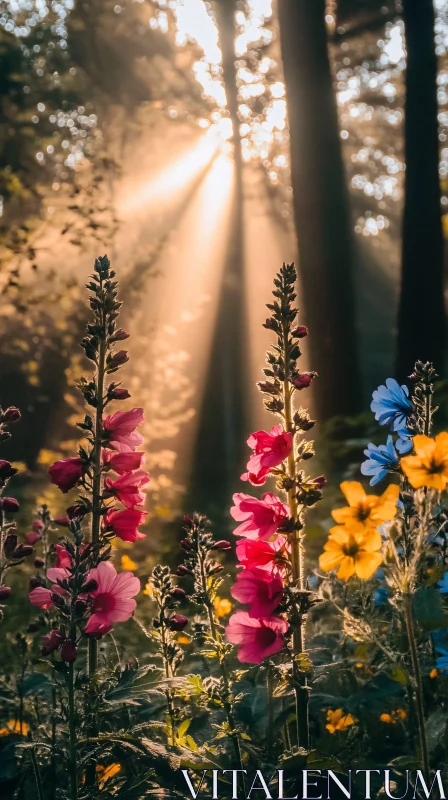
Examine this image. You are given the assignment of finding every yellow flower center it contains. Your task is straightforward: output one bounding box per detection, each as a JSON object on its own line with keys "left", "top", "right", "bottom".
{"left": 427, "top": 458, "right": 443, "bottom": 475}
{"left": 342, "top": 541, "right": 360, "bottom": 557}
{"left": 356, "top": 504, "right": 371, "bottom": 522}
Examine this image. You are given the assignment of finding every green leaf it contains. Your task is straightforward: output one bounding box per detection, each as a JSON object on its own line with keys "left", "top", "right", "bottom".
{"left": 387, "top": 665, "right": 409, "bottom": 685}
{"left": 307, "top": 750, "right": 344, "bottom": 772}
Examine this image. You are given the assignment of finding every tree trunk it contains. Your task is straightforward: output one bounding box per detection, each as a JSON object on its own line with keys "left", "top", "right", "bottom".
{"left": 396, "top": 0, "right": 446, "bottom": 379}
{"left": 278, "top": 0, "right": 362, "bottom": 419}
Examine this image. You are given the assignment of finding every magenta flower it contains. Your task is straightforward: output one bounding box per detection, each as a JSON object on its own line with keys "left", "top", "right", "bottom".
{"left": 49, "top": 457, "right": 85, "bottom": 493}
{"left": 236, "top": 536, "right": 289, "bottom": 572}
{"left": 55, "top": 544, "right": 73, "bottom": 569}
{"left": 292, "top": 371, "right": 316, "bottom": 390}
{"left": 103, "top": 450, "right": 145, "bottom": 474}
{"left": 104, "top": 507, "right": 147, "bottom": 542}
{"left": 230, "top": 492, "right": 290, "bottom": 541}
{"left": 231, "top": 567, "right": 284, "bottom": 617}
{"left": 84, "top": 561, "right": 140, "bottom": 636}
{"left": 226, "top": 610, "right": 288, "bottom": 664}
{"left": 41, "top": 629, "right": 63, "bottom": 656}
{"left": 103, "top": 408, "right": 144, "bottom": 452}
{"left": 29, "top": 584, "right": 65, "bottom": 609}
{"left": 105, "top": 469, "right": 150, "bottom": 508}
{"left": 26, "top": 531, "right": 42, "bottom": 545}
{"left": 244, "top": 424, "right": 292, "bottom": 485}
{"left": 32, "top": 520, "right": 44, "bottom": 533}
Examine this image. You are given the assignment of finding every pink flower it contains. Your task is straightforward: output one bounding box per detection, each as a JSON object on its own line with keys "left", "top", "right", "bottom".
{"left": 226, "top": 611, "right": 288, "bottom": 664}
{"left": 236, "top": 536, "right": 290, "bottom": 572}
{"left": 46, "top": 567, "right": 70, "bottom": 584}
{"left": 84, "top": 561, "right": 140, "bottom": 636}
{"left": 103, "top": 450, "right": 145, "bottom": 474}
{"left": 32, "top": 520, "right": 44, "bottom": 533}
{"left": 231, "top": 567, "right": 284, "bottom": 617}
{"left": 292, "top": 371, "right": 316, "bottom": 390}
{"left": 105, "top": 469, "right": 150, "bottom": 508}
{"left": 104, "top": 507, "right": 147, "bottom": 542}
{"left": 29, "top": 584, "right": 65, "bottom": 609}
{"left": 231, "top": 493, "right": 289, "bottom": 541}
{"left": 102, "top": 408, "right": 144, "bottom": 452}
{"left": 55, "top": 544, "right": 73, "bottom": 569}
{"left": 26, "top": 531, "right": 42, "bottom": 545}
{"left": 243, "top": 425, "right": 292, "bottom": 484}
{"left": 49, "top": 457, "right": 85, "bottom": 493}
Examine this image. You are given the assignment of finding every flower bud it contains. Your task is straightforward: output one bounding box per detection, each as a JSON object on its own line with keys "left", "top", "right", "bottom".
{"left": 12, "top": 544, "right": 33, "bottom": 558}
{"left": 311, "top": 475, "right": 327, "bottom": 489}
{"left": 211, "top": 540, "right": 231, "bottom": 551}
{"left": 0, "top": 460, "right": 17, "bottom": 481}
{"left": 109, "top": 387, "right": 131, "bottom": 400}
{"left": 26, "top": 531, "right": 42, "bottom": 545}
{"left": 2, "top": 407, "right": 21, "bottom": 423}
{"left": 110, "top": 328, "right": 130, "bottom": 342}
{"left": 41, "top": 629, "right": 63, "bottom": 656}
{"left": 80, "top": 579, "right": 98, "bottom": 594}
{"left": 176, "top": 565, "right": 192, "bottom": 576}
{"left": 167, "top": 614, "right": 188, "bottom": 632}
{"left": 54, "top": 515, "right": 70, "bottom": 527}
{"left": 29, "top": 576, "right": 44, "bottom": 590}
{"left": 1, "top": 497, "right": 19, "bottom": 512}
{"left": 179, "top": 538, "right": 193, "bottom": 551}
{"left": 32, "top": 519, "right": 44, "bottom": 533}
{"left": 0, "top": 586, "right": 11, "bottom": 601}
{"left": 74, "top": 599, "right": 87, "bottom": 616}
{"left": 291, "top": 372, "right": 317, "bottom": 390}
{"left": 208, "top": 564, "right": 224, "bottom": 575}
{"left": 170, "top": 587, "right": 186, "bottom": 600}
{"left": 61, "top": 640, "right": 77, "bottom": 663}
{"left": 107, "top": 350, "right": 129, "bottom": 369}
{"left": 3, "top": 533, "right": 17, "bottom": 558}
{"left": 34, "top": 557, "right": 45, "bottom": 568}
{"left": 292, "top": 325, "right": 308, "bottom": 338}
{"left": 263, "top": 318, "right": 280, "bottom": 333}
{"left": 66, "top": 504, "right": 87, "bottom": 521}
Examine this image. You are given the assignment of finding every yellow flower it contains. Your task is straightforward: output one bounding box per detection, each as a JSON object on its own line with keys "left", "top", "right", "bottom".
{"left": 177, "top": 635, "right": 190, "bottom": 645}
{"left": 121, "top": 554, "right": 137, "bottom": 571}
{"left": 96, "top": 763, "right": 121, "bottom": 789}
{"left": 332, "top": 482, "right": 399, "bottom": 533}
{"left": 319, "top": 527, "right": 383, "bottom": 581}
{"left": 380, "top": 709, "right": 407, "bottom": 725}
{"left": 0, "top": 719, "right": 29, "bottom": 736}
{"left": 214, "top": 597, "right": 233, "bottom": 618}
{"left": 325, "top": 709, "right": 356, "bottom": 733}
{"left": 401, "top": 433, "right": 448, "bottom": 490}
{"left": 430, "top": 668, "right": 438, "bottom": 679}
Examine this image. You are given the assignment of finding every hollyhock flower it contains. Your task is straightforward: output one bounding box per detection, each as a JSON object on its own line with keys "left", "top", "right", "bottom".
{"left": 61, "top": 640, "right": 77, "bottom": 663}
{"left": 231, "top": 567, "right": 284, "bottom": 617}
{"left": 226, "top": 610, "right": 288, "bottom": 664}
{"left": 244, "top": 425, "right": 292, "bottom": 484}
{"left": 236, "top": 536, "right": 290, "bottom": 572}
{"left": 107, "top": 350, "right": 129, "bottom": 369}
{"left": 103, "top": 450, "right": 144, "bottom": 474}
{"left": 371, "top": 378, "right": 413, "bottom": 431}
{"left": 104, "top": 469, "right": 150, "bottom": 508}
{"left": 331, "top": 482, "right": 399, "bottom": 533}
{"left": 401, "top": 433, "right": 448, "bottom": 490}
{"left": 104, "top": 507, "right": 147, "bottom": 542}
{"left": 32, "top": 520, "right": 44, "bottom": 533}
{"left": 102, "top": 408, "right": 144, "bottom": 452}
{"left": 49, "top": 457, "right": 85, "bottom": 493}
{"left": 84, "top": 561, "right": 140, "bottom": 636}
{"left": 361, "top": 436, "right": 399, "bottom": 486}
{"left": 54, "top": 515, "right": 70, "bottom": 527}
{"left": 167, "top": 614, "right": 189, "bottom": 631}
{"left": 292, "top": 325, "right": 308, "bottom": 338}
{"left": 46, "top": 566, "right": 70, "bottom": 584}
{"left": 55, "top": 544, "right": 73, "bottom": 569}
{"left": 240, "top": 469, "right": 270, "bottom": 485}
{"left": 231, "top": 492, "right": 290, "bottom": 541}
{"left": 0, "top": 587, "right": 11, "bottom": 600}
{"left": 29, "top": 585, "right": 64, "bottom": 609}
{"left": 319, "top": 527, "right": 383, "bottom": 581}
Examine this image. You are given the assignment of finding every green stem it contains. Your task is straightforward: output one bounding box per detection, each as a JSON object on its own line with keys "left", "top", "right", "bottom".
{"left": 200, "top": 551, "right": 245, "bottom": 780}
{"left": 68, "top": 662, "right": 78, "bottom": 800}
{"left": 29, "top": 747, "right": 44, "bottom": 800}
{"left": 160, "top": 622, "right": 176, "bottom": 745}
{"left": 404, "top": 595, "right": 429, "bottom": 778}
{"left": 282, "top": 364, "right": 309, "bottom": 752}
{"left": 266, "top": 663, "right": 274, "bottom": 761}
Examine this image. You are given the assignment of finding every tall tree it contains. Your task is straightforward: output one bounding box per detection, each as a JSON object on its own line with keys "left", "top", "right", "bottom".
{"left": 278, "top": 0, "right": 362, "bottom": 420}
{"left": 396, "top": 0, "right": 446, "bottom": 379}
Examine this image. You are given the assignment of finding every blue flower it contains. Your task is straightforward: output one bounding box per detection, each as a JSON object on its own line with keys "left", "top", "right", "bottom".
{"left": 435, "top": 646, "right": 448, "bottom": 672}
{"left": 361, "top": 436, "right": 399, "bottom": 486}
{"left": 371, "top": 378, "right": 413, "bottom": 432}
{"left": 373, "top": 586, "right": 388, "bottom": 606}
{"left": 396, "top": 427, "right": 413, "bottom": 454}
{"left": 438, "top": 572, "right": 448, "bottom": 594}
